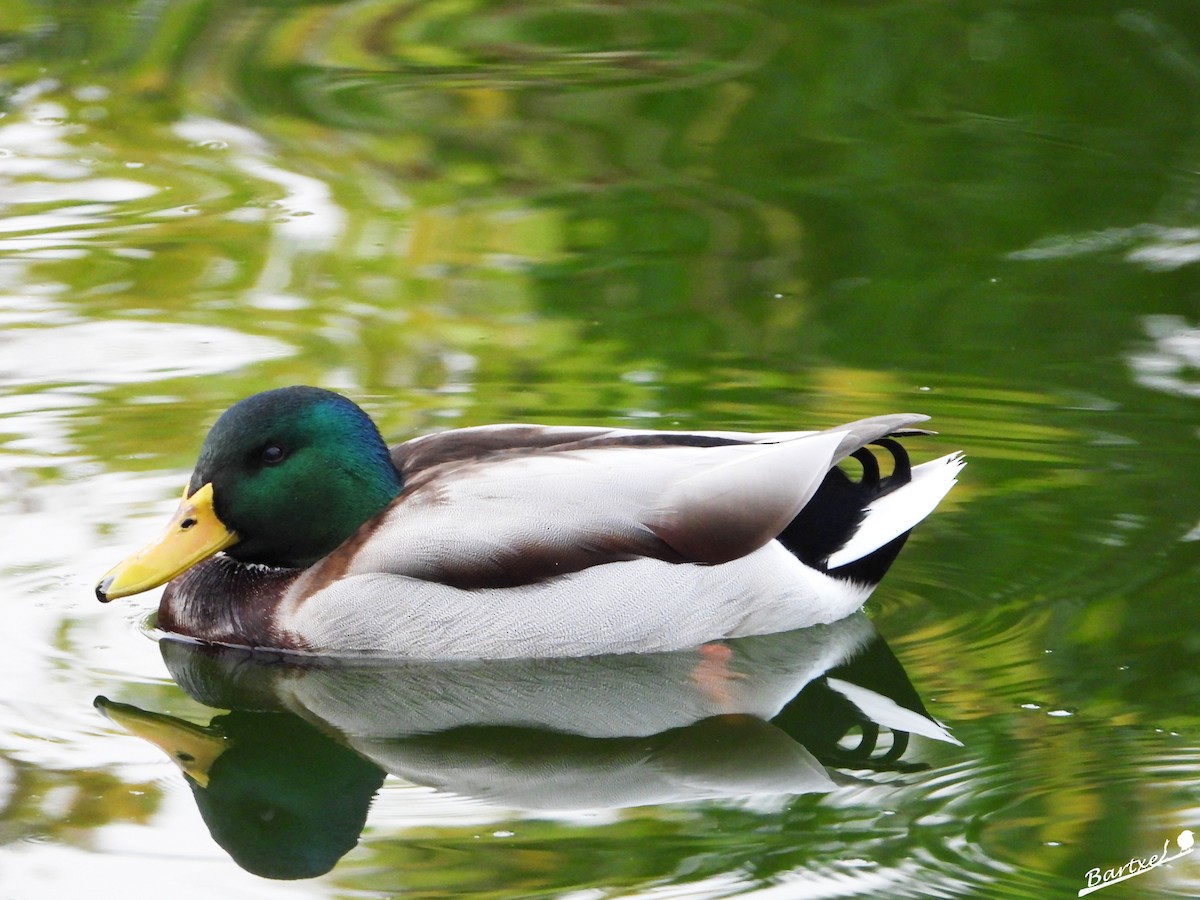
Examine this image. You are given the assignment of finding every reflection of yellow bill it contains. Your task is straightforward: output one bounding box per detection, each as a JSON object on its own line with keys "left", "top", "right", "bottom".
{"left": 96, "top": 483, "right": 238, "bottom": 601}
{"left": 95, "top": 696, "right": 230, "bottom": 788}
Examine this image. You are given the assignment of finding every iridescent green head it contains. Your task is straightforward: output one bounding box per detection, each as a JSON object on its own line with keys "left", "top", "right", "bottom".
{"left": 96, "top": 387, "right": 403, "bottom": 602}
{"left": 190, "top": 386, "right": 403, "bottom": 568}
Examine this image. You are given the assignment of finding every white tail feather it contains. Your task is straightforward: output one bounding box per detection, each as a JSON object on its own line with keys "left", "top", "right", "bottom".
{"left": 826, "top": 452, "right": 964, "bottom": 569}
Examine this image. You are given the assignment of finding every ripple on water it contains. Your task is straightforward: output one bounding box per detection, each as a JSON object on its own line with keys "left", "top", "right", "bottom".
{"left": 871, "top": 598, "right": 1200, "bottom": 899}
{"left": 0, "top": 320, "right": 292, "bottom": 388}
{"left": 890, "top": 602, "right": 1058, "bottom": 705}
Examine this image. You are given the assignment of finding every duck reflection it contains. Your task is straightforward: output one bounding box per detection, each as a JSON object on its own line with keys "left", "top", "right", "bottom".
{"left": 95, "top": 614, "right": 958, "bottom": 880}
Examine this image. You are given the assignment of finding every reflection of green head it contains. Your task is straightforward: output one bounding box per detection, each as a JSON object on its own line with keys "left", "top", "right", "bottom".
{"left": 190, "top": 711, "right": 385, "bottom": 880}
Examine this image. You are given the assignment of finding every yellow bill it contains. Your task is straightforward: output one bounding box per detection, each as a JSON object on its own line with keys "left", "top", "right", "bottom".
{"left": 96, "top": 482, "right": 238, "bottom": 602}
{"left": 95, "top": 696, "right": 230, "bottom": 788}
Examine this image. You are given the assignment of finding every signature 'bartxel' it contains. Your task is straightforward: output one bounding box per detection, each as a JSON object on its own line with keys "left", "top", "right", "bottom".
{"left": 1079, "top": 829, "right": 1194, "bottom": 896}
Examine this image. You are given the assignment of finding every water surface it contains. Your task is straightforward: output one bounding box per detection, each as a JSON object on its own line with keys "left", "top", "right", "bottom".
{"left": 3, "top": 2, "right": 1200, "bottom": 898}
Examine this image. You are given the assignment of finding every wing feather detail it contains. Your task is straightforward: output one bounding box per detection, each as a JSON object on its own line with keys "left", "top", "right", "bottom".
{"left": 291, "top": 416, "right": 945, "bottom": 595}
{"left": 647, "top": 431, "right": 845, "bottom": 563}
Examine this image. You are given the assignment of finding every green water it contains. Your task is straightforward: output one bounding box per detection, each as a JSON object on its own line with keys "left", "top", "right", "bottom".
{"left": 3, "top": 1, "right": 1200, "bottom": 897}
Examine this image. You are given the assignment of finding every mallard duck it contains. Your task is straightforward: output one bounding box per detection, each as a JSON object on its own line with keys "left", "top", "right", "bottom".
{"left": 96, "top": 386, "right": 963, "bottom": 658}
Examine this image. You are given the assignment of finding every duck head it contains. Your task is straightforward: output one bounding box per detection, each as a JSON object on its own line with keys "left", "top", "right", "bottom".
{"left": 96, "top": 386, "right": 403, "bottom": 601}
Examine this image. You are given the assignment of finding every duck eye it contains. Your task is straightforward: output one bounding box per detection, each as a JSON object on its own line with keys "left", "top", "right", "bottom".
{"left": 260, "top": 445, "right": 286, "bottom": 465}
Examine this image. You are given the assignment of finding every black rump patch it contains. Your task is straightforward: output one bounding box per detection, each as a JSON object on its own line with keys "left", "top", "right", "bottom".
{"left": 776, "top": 440, "right": 914, "bottom": 585}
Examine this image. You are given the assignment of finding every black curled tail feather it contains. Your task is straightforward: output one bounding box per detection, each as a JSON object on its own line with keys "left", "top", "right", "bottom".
{"left": 776, "top": 439, "right": 915, "bottom": 584}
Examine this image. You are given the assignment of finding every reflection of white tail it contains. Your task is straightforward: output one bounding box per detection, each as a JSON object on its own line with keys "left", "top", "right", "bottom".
{"left": 1179, "top": 829, "right": 1195, "bottom": 851}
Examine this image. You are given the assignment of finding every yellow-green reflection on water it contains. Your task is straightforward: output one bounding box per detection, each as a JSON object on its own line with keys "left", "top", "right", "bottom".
{"left": 3, "top": 1, "right": 1200, "bottom": 898}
